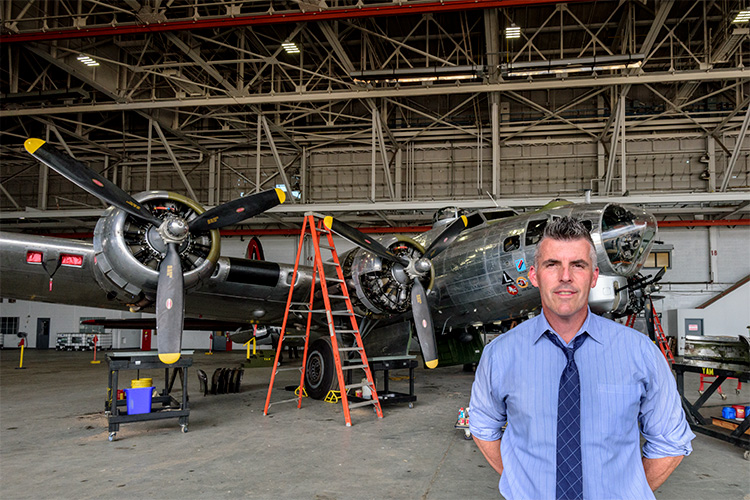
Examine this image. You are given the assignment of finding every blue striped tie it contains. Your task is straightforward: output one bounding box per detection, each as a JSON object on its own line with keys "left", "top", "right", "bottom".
{"left": 546, "top": 331, "right": 587, "bottom": 500}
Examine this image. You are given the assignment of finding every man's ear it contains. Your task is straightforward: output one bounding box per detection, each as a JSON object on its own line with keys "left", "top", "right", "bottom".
{"left": 529, "top": 265, "right": 539, "bottom": 288}
{"left": 590, "top": 266, "right": 599, "bottom": 288}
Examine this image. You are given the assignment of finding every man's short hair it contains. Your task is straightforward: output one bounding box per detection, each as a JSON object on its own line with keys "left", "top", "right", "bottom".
{"left": 534, "top": 216, "right": 598, "bottom": 267}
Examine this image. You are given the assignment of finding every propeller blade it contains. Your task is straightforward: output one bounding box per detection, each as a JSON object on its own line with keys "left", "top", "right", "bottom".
{"left": 422, "top": 215, "right": 468, "bottom": 260}
{"left": 24, "top": 138, "right": 161, "bottom": 225}
{"left": 323, "top": 216, "right": 408, "bottom": 266}
{"left": 411, "top": 279, "right": 438, "bottom": 369}
{"left": 188, "top": 188, "right": 286, "bottom": 232}
{"left": 156, "top": 243, "right": 185, "bottom": 364}
{"left": 653, "top": 266, "right": 666, "bottom": 283}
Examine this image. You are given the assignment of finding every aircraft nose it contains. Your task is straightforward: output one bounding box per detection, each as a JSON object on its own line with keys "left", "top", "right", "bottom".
{"left": 600, "top": 204, "right": 657, "bottom": 276}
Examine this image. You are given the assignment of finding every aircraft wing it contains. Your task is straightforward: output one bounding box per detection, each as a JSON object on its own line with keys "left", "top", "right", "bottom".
{"left": 0, "top": 231, "right": 312, "bottom": 327}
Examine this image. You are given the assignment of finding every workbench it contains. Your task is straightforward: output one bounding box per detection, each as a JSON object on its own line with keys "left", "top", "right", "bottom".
{"left": 105, "top": 351, "right": 193, "bottom": 441}
{"left": 672, "top": 358, "right": 750, "bottom": 459}
{"left": 346, "top": 356, "right": 418, "bottom": 407}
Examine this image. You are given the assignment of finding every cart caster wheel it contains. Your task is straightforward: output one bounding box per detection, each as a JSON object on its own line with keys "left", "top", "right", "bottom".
{"left": 463, "top": 430, "right": 472, "bottom": 440}
{"left": 720, "top": 393, "right": 727, "bottom": 400}
{"left": 736, "top": 389, "right": 741, "bottom": 395}
{"left": 744, "top": 450, "right": 750, "bottom": 461}
{"left": 408, "top": 403, "right": 413, "bottom": 409}
{"left": 698, "top": 390, "right": 703, "bottom": 395}
{"left": 108, "top": 432, "right": 116, "bottom": 442}
{"left": 181, "top": 424, "right": 188, "bottom": 434}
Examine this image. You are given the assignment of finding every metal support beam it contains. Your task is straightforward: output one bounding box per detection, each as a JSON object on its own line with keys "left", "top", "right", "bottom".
{"left": 720, "top": 103, "right": 750, "bottom": 192}
{"left": 261, "top": 115, "right": 296, "bottom": 203}
{"left": 152, "top": 120, "right": 198, "bottom": 200}
{"left": 374, "top": 109, "right": 396, "bottom": 200}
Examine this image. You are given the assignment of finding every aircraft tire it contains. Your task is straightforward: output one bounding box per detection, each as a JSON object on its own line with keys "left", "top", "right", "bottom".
{"left": 305, "top": 338, "right": 334, "bottom": 400}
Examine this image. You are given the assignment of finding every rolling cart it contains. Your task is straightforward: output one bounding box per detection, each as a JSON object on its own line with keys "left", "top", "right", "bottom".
{"left": 105, "top": 351, "right": 193, "bottom": 441}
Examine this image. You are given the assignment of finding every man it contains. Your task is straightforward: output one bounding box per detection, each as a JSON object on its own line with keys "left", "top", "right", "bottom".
{"left": 469, "top": 216, "right": 693, "bottom": 500}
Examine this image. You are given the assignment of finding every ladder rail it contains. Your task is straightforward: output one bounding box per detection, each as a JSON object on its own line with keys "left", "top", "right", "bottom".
{"left": 321, "top": 224, "right": 383, "bottom": 421}
{"left": 264, "top": 215, "right": 311, "bottom": 416}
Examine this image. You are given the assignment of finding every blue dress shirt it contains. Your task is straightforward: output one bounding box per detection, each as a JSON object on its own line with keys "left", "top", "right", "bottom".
{"left": 469, "top": 309, "right": 694, "bottom": 500}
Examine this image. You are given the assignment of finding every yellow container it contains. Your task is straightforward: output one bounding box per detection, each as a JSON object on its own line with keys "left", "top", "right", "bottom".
{"left": 131, "top": 378, "right": 153, "bottom": 388}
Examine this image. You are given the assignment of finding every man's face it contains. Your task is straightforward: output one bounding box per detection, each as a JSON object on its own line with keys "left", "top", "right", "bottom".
{"left": 528, "top": 237, "right": 599, "bottom": 324}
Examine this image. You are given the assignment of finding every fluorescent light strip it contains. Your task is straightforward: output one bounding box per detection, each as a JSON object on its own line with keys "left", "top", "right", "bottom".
{"left": 282, "top": 42, "right": 300, "bottom": 54}
{"left": 506, "top": 27, "right": 521, "bottom": 39}
{"left": 733, "top": 10, "right": 750, "bottom": 22}
{"left": 77, "top": 55, "right": 100, "bottom": 67}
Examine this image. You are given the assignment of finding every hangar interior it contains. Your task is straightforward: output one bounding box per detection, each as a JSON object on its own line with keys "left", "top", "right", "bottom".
{"left": 1, "top": 0, "right": 749, "bottom": 498}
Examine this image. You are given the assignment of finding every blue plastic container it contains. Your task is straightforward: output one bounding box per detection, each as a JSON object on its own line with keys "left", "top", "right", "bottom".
{"left": 721, "top": 406, "right": 736, "bottom": 419}
{"left": 125, "top": 387, "right": 152, "bottom": 415}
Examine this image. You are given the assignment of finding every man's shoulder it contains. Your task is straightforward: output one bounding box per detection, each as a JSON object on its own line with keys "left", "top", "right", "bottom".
{"left": 488, "top": 315, "right": 541, "bottom": 348}
{"left": 589, "top": 313, "right": 658, "bottom": 347}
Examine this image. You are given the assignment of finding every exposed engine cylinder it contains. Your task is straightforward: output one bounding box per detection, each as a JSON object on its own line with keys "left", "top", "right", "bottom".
{"left": 92, "top": 191, "right": 221, "bottom": 305}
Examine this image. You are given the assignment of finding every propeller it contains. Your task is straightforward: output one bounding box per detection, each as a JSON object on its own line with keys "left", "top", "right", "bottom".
{"left": 24, "top": 138, "right": 285, "bottom": 364}
{"left": 24, "top": 139, "right": 162, "bottom": 226}
{"left": 324, "top": 215, "right": 467, "bottom": 369}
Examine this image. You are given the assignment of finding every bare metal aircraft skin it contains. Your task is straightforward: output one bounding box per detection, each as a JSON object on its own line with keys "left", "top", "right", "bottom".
{"left": 0, "top": 138, "right": 657, "bottom": 385}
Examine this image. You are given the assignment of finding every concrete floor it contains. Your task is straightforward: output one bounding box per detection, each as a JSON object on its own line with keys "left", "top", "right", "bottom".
{"left": 1, "top": 349, "right": 748, "bottom": 500}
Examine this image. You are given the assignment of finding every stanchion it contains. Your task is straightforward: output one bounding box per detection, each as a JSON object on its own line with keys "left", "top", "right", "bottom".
{"left": 205, "top": 333, "right": 214, "bottom": 355}
{"left": 16, "top": 338, "right": 26, "bottom": 370}
{"left": 91, "top": 335, "right": 101, "bottom": 364}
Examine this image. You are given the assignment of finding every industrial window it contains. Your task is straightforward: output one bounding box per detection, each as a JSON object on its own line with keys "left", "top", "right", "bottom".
{"left": 1, "top": 317, "right": 19, "bottom": 336}
{"left": 503, "top": 235, "right": 520, "bottom": 252}
{"left": 644, "top": 250, "right": 671, "bottom": 269}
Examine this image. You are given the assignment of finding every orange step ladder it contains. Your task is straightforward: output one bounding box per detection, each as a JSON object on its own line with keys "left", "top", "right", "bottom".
{"left": 263, "top": 213, "right": 383, "bottom": 426}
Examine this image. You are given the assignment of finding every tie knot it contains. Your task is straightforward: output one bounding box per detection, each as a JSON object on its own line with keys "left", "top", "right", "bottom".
{"left": 545, "top": 330, "right": 587, "bottom": 360}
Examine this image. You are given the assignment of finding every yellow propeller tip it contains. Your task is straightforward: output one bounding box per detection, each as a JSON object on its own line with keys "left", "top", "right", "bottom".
{"left": 24, "top": 138, "right": 45, "bottom": 154}
{"left": 323, "top": 216, "right": 333, "bottom": 230}
{"left": 460, "top": 215, "right": 468, "bottom": 227}
{"left": 159, "top": 353, "right": 181, "bottom": 364}
{"left": 275, "top": 188, "right": 286, "bottom": 204}
{"left": 425, "top": 359, "right": 438, "bottom": 369}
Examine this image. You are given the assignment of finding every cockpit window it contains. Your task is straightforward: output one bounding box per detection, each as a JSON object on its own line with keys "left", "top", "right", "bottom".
{"left": 525, "top": 219, "right": 547, "bottom": 246}
{"left": 503, "top": 235, "right": 520, "bottom": 252}
{"left": 465, "top": 213, "right": 485, "bottom": 229}
{"left": 484, "top": 210, "right": 517, "bottom": 222}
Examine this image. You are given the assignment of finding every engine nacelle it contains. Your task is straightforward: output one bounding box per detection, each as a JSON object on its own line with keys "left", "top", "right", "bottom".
{"left": 92, "top": 191, "right": 221, "bottom": 306}
{"left": 341, "top": 235, "right": 433, "bottom": 318}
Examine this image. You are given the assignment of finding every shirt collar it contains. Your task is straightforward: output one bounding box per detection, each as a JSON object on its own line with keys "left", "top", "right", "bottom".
{"left": 532, "top": 307, "right": 603, "bottom": 345}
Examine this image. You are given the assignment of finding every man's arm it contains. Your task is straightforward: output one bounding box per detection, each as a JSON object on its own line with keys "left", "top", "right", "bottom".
{"left": 642, "top": 456, "right": 683, "bottom": 491}
{"left": 473, "top": 436, "right": 504, "bottom": 475}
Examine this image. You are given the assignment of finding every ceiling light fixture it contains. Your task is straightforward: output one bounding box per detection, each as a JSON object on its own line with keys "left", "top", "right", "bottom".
{"left": 350, "top": 65, "right": 485, "bottom": 84}
{"left": 501, "top": 53, "right": 645, "bottom": 78}
{"left": 282, "top": 42, "right": 300, "bottom": 54}
{"left": 506, "top": 24, "right": 521, "bottom": 39}
{"left": 732, "top": 9, "right": 750, "bottom": 23}
{"left": 77, "top": 54, "right": 100, "bottom": 67}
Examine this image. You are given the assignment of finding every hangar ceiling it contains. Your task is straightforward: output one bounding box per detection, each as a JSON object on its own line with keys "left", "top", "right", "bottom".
{"left": 1, "top": 0, "right": 749, "bottom": 232}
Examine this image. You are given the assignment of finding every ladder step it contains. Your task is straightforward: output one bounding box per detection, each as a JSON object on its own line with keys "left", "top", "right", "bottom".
{"left": 345, "top": 382, "right": 371, "bottom": 390}
{"left": 326, "top": 277, "right": 344, "bottom": 283}
{"left": 327, "top": 295, "right": 349, "bottom": 299}
{"left": 339, "top": 346, "right": 363, "bottom": 352}
{"left": 282, "top": 335, "right": 307, "bottom": 339}
{"left": 300, "top": 309, "right": 354, "bottom": 315}
{"left": 268, "top": 397, "right": 301, "bottom": 407}
{"left": 318, "top": 245, "right": 335, "bottom": 250}
{"left": 336, "top": 330, "right": 358, "bottom": 334}
{"left": 288, "top": 301, "right": 311, "bottom": 306}
{"left": 315, "top": 227, "right": 330, "bottom": 233}
{"left": 348, "top": 400, "right": 377, "bottom": 409}
{"left": 275, "top": 367, "right": 303, "bottom": 374}
{"left": 341, "top": 364, "right": 367, "bottom": 371}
